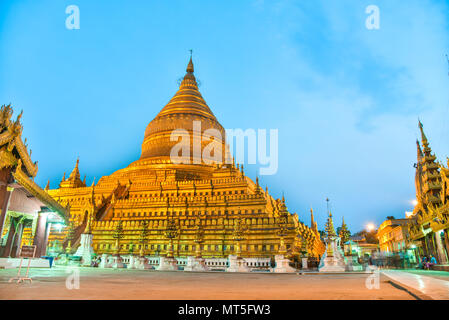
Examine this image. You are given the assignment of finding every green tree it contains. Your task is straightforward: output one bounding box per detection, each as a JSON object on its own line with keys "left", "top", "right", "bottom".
{"left": 339, "top": 217, "right": 351, "bottom": 247}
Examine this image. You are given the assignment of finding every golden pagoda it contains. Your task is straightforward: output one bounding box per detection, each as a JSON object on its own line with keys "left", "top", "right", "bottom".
{"left": 47, "top": 57, "right": 324, "bottom": 259}
{"left": 408, "top": 121, "right": 449, "bottom": 264}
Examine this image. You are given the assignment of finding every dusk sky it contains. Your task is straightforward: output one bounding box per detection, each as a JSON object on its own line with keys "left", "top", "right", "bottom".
{"left": 1, "top": 0, "right": 448, "bottom": 232}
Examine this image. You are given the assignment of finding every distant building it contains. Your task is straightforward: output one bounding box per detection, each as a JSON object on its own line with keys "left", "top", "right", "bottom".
{"left": 377, "top": 218, "right": 409, "bottom": 254}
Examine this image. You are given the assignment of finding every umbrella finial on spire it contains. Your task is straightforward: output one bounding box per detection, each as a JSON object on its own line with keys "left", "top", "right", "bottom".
{"left": 186, "top": 50, "right": 194, "bottom": 73}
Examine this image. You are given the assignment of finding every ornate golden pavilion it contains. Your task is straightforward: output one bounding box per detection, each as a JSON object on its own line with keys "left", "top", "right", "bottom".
{"left": 47, "top": 58, "right": 325, "bottom": 259}
{"left": 407, "top": 121, "right": 449, "bottom": 264}
{"left": 0, "top": 105, "right": 68, "bottom": 259}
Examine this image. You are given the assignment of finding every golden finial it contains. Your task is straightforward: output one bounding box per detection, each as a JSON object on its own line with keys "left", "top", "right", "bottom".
{"left": 186, "top": 50, "right": 194, "bottom": 73}
{"left": 418, "top": 120, "right": 428, "bottom": 146}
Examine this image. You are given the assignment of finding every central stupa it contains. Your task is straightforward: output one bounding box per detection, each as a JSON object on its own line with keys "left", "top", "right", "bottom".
{"left": 140, "top": 57, "right": 226, "bottom": 162}
{"left": 47, "top": 56, "right": 325, "bottom": 261}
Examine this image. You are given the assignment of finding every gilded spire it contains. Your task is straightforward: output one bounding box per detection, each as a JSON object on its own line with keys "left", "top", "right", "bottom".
{"left": 310, "top": 208, "right": 319, "bottom": 234}
{"left": 418, "top": 120, "right": 428, "bottom": 148}
{"left": 416, "top": 139, "right": 423, "bottom": 162}
{"left": 416, "top": 120, "right": 441, "bottom": 204}
{"left": 45, "top": 180, "right": 50, "bottom": 191}
{"left": 279, "top": 193, "right": 287, "bottom": 214}
{"left": 60, "top": 158, "right": 86, "bottom": 188}
{"left": 180, "top": 54, "right": 197, "bottom": 88}
{"left": 418, "top": 120, "right": 433, "bottom": 156}
{"left": 68, "top": 158, "right": 81, "bottom": 181}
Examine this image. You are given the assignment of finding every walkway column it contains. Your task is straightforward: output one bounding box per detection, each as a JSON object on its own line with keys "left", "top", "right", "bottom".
{"left": 444, "top": 230, "right": 449, "bottom": 257}
{"left": 10, "top": 221, "right": 24, "bottom": 258}
{"left": 3, "top": 217, "right": 19, "bottom": 257}
{"left": 33, "top": 210, "right": 49, "bottom": 257}
{"left": 0, "top": 168, "right": 13, "bottom": 244}
{"left": 435, "top": 230, "right": 448, "bottom": 264}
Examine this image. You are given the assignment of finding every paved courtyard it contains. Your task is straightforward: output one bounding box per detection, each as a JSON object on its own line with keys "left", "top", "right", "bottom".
{"left": 0, "top": 266, "right": 415, "bottom": 300}
{"left": 381, "top": 269, "right": 449, "bottom": 300}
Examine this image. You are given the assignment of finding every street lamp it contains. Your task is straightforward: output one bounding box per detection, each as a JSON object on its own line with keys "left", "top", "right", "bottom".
{"left": 366, "top": 223, "right": 376, "bottom": 232}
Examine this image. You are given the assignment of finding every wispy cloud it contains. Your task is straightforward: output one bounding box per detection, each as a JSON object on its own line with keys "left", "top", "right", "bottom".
{"left": 252, "top": 0, "right": 449, "bottom": 228}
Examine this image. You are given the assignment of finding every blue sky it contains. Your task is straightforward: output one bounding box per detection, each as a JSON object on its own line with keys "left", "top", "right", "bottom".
{"left": 1, "top": 0, "right": 448, "bottom": 232}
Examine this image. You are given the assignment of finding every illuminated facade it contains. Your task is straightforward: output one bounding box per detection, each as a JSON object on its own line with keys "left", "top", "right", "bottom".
{"left": 47, "top": 58, "right": 325, "bottom": 260}
{"left": 377, "top": 218, "right": 409, "bottom": 253}
{"left": 407, "top": 121, "right": 449, "bottom": 264}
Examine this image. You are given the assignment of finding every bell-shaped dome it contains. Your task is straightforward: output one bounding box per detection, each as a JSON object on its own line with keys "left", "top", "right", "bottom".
{"left": 140, "top": 57, "right": 227, "bottom": 165}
